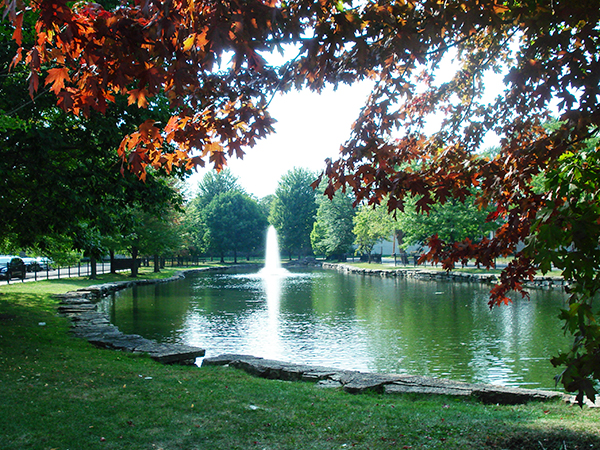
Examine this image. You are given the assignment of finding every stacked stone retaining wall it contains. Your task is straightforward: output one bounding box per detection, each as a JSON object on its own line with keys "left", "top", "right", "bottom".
{"left": 54, "top": 266, "right": 232, "bottom": 364}
{"left": 322, "top": 263, "right": 566, "bottom": 291}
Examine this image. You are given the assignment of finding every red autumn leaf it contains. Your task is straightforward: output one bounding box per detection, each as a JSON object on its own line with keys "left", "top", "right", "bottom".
{"left": 28, "top": 71, "right": 39, "bottom": 99}
{"left": 11, "top": 10, "right": 23, "bottom": 45}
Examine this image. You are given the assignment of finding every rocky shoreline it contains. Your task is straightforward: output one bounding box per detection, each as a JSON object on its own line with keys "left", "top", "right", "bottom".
{"left": 202, "top": 353, "right": 570, "bottom": 405}
{"left": 54, "top": 268, "right": 223, "bottom": 364}
{"left": 322, "top": 262, "right": 567, "bottom": 291}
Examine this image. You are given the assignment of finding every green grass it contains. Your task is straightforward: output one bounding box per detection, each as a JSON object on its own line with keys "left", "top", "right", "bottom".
{"left": 1, "top": 270, "right": 598, "bottom": 449}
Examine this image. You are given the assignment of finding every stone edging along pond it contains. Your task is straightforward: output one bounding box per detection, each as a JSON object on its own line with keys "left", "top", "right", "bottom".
{"left": 322, "top": 262, "right": 567, "bottom": 291}
{"left": 55, "top": 268, "right": 221, "bottom": 364}
{"left": 54, "top": 264, "right": 582, "bottom": 406}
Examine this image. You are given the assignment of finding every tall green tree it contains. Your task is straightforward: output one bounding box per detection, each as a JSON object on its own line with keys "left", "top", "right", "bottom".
{"left": 270, "top": 168, "right": 317, "bottom": 260}
{"left": 353, "top": 204, "right": 396, "bottom": 261}
{"left": 203, "top": 191, "right": 267, "bottom": 263}
{"left": 397, "top": 192, "right": 500, "bottom": 250}
{"left": 185, "top": 169, "right": 245, "bottom": 257}
{"left": 117, "top": 203, "right": 186, "bottom": 275}
{"left": 194, "top": 169, "right": 244, "bottom": 208}
{"left": 311, "top": 184, "right": 355, "bottom": 260}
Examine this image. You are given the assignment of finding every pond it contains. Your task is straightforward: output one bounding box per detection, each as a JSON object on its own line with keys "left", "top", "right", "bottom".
{"left": 99, "top": 267, "right": 570, "bottom": 390}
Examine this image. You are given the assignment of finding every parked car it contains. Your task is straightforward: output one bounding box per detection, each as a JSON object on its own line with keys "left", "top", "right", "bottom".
{"left": 22, "top": 257, "right": 42, "bottom": 272}
{"left": 36, "top": 257, "right": 53, "bottom": 270}
{"left": 0, "top": 257, "right": 26, "bottom": 280}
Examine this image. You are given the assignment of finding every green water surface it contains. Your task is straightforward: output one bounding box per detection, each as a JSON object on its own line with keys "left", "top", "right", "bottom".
{"left": 99, "top": 268, "right": 570, "bottom": 390}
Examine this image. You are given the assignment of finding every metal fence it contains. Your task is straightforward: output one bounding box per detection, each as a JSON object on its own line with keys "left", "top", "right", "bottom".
{"left": 1, "top": 261, "right": 115, "bottom": 285}
{"left": 0, "top": 256, "right": 229, "bottom": 285}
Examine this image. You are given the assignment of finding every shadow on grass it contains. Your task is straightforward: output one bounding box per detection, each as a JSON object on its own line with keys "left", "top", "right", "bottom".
{"left": 487, "top": 427, "right": 600, "bottom": 449}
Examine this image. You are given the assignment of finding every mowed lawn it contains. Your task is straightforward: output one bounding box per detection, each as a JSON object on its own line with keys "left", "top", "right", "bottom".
{"left": 1, "top": 269, "right": 599, "bottom": 450}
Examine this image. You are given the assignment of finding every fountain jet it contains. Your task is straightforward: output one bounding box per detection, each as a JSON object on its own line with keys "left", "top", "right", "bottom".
{"left": 260, "top": 226, "right": 288, "bottom": 276}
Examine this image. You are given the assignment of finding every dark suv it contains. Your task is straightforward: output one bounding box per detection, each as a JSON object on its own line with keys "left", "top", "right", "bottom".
{"left": 0, "top": 257, "right": 26, "bottom": 280}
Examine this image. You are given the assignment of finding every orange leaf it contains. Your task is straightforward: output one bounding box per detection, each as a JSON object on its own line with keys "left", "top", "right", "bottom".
{"left": 183, "top": 34, "right": 195, "bottom": 52}
{"left": 203, "top": 141, "right": 222, "bottom": 156}
{"left": 196, "top": 29, "right": 209, "bottom": 48}
{"left": 44, "top": 67, "right": 71, "bottom": 94}
{"left": 12, "top": 11, "right": 23, "bottom": 45}
{"left": 127, "top": 88, "right": 149, "bottom": 108}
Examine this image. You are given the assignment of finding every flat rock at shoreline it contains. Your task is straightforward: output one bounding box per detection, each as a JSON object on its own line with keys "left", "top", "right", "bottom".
{"left": 202, "top": 354, "right": 572, "bottom": 405}
{"left": 56, "top": 281, "right": 205, "bottom": 365}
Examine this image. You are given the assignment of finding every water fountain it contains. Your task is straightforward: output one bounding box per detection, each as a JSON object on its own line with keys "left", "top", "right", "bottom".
{"left": 260, "top": 225, "right": 288, "bottom": 276}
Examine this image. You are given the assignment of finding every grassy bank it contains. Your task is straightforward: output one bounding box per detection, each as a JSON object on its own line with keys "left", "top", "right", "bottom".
{"left": 1, "top": 269, "right": 598, "bottom": 449}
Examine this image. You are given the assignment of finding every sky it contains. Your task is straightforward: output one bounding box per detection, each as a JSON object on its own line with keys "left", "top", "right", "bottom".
{"left": 185, "top": 56, "right": 506, "bottom": 200}
{"left": 185, "top": 82, "right": 374, "bottom": 199}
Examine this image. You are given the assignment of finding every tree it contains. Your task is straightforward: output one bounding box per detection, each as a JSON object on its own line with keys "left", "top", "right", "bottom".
{"left": 118, "top": 204, "right": 186, "bottom": 275}
{"left": 203, "top": 191, "right": 267, "bottom": 263}
{"left": 352, "top": 204, "right": 395, "bottom": 261}
{"left": 528, "top": 135, "right": 600, "bottom": 402}
{"left": 269, "top": 168, "right": 317, "bottom": 260}
{"left": 4, "top": 0, "right": 600, "bottom": 402}
{"left": 194, "top": 169, "right": 244, "bottom": 208}
{"left": 185, "top": 169, "right": 245, "bottom": 257}
{"left": 397, "top": 192, "right": 500, "bottom": 251}
{"left": 1, "top": 16, "right": 188, "bottom": 271}
{"left": 311, "top": 183, "right": 355, "bottom": 260}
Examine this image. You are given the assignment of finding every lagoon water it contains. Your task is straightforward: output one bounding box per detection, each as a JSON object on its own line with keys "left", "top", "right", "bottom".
{"left": 99, "top": 268, "right": 570, "bottom": 390}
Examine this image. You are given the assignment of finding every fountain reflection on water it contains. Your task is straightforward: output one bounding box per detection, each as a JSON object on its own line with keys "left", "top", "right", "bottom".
{"left": 257, "top": 225, "right": 288, "bottom": 358}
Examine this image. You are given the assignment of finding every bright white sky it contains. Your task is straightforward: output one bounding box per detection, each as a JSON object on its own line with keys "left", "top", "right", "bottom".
{"left": 185, "top": 54, "right": 506, "bottom": 200}
{"left": 186, "top": 81, "right": 374, "bottom": 199}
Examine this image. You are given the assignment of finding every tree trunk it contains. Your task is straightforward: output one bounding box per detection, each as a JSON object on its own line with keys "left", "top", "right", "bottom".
{"left": 153, "top": 254, "right": 160, "bottom": 273}
{"left": 130, "top": 246, "right": 139, "bottom": 278}
{"left": 110, "top": 249, "right": 117, "bottom": 273}
{"left": 89, "top": 255, "right": 97, "bottom": 280}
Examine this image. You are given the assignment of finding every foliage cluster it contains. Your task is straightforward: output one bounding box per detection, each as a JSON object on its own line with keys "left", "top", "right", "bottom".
{"left": 0, "top": 18, "right": 187, "bottom": 273}
{"left": 185, "top": 170, "right": 268, "bottom": 263}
